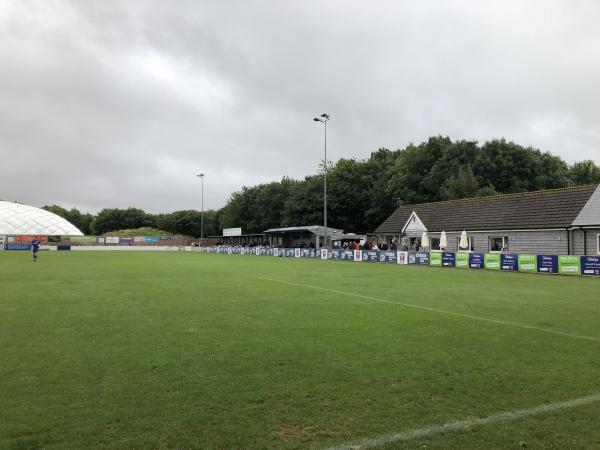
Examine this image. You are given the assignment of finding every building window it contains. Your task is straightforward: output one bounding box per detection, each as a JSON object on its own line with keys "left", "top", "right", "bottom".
{"left": 430, "top": 237, "right": 440, "bottom": 250}
{"left": 456, "top": 236, "right": 474, "bottom": 251}
{"left": 489, "top": 236, "right": 509, "bottom": 252}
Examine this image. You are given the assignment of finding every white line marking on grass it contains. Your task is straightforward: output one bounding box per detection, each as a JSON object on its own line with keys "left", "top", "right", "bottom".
{"left": 261, "top": 278, "right": 600, "bottom": 343}
{"left": 324, "top": 392, "right": 600, "bottom": 449}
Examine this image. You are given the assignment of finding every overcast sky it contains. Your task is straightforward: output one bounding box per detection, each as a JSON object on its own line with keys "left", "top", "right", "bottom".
{"left": 1, "top": 0, "right": 599, "bottom": 213}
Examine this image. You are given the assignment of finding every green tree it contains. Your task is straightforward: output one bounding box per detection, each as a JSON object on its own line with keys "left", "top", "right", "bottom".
{"left": 91, "top": 208, "right": 153, "bottom": 234}
{"left": 569, "top": 160, "right": 600, "bottom": 185}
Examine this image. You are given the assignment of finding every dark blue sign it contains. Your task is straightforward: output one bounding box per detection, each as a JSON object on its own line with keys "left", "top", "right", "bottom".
{"left": 442, "top": 252, "right": 456, "bottom": 267}
{"left": 340, "top": 250, "right": 354, "bottom": 261}
{"left": 501, "top": 253, "right": 518, "bottom": 271}
{"left": 581, "top": 256, "right": 600, "bottom": 276}
{"left": 301, "top": 249, "right": 314, "bottom": 258}
{"left": 362, "top": 250, "right": 379, "bottom": 262}
{"left": 408, "top": 251, "right": 429, "bottom": 265}
{"left": 329, "top": 249, "right": 341, "bottom": 260}
{"left": 378, "top": 251, "right": 398, "bottom": 264}
{"left": 537, "top": 255, "right": 558, "bottom": 273}
{"left": 469, "top": 253, "right": 485, "bottom": 269}
{"left": 5, "top": 243, "right": 31, "bottom": 250}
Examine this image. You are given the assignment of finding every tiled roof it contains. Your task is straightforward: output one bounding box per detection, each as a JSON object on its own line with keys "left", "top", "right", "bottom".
{"left": 375, "top": 185, "right": 599, "bottom": 234}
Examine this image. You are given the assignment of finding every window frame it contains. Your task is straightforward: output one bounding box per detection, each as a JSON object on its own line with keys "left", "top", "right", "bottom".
{"left": 456, "top": 236, "right": 474, "bottom": 252}
{"left": 489, "top": 236, "right": 509, "bottom": 253}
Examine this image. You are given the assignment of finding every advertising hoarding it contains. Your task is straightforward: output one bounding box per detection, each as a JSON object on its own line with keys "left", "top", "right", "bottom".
{"left": 537, "top": 255, "right": 558, "bottom": 273}
{"left": 484, "top": 253, "right": 501, "bottom": 270}
{"left": 517, "top": 254, "right": 537, "bottom": 273}
{"left": 500, "top": 254, "right": 518, "bottom": 271}
{"left": 558, "top": 255, "right": 580, "bottom": 276}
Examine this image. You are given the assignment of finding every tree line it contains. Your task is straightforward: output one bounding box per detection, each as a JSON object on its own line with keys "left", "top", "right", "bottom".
{"left": 44, "top": 136, "right": 600, "bottom": 237}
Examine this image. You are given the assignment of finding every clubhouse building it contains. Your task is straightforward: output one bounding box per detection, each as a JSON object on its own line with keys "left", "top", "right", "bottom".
{"left": 374, "top": 185, "right": 600, "bottom": 255}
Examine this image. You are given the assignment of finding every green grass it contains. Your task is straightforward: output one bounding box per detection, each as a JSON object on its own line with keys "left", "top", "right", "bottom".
{"left": 1, "top": 251, "right": 599, "bottom": 449}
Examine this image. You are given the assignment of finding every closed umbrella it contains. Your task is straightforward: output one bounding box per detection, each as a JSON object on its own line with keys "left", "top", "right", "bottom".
{"left": 459, "top": 230, "right": 469, "bottom": 250}
{"left": 421, "top": 231, "right": 429, "bottom": 249}
{"left": 440, "top": 231, "right": 448, "bottom": 250}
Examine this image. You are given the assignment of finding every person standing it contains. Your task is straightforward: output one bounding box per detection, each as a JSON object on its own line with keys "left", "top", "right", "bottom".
{"left": 31, "top": 237, "right": 41, "bottom": 262}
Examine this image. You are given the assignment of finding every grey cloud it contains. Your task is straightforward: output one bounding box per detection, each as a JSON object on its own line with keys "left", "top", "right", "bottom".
{"left": 1, "top": 0, "right": 599, "bottom": 213}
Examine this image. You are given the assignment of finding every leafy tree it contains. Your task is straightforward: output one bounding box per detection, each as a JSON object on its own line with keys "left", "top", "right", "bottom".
{"left": 441, "top": 167, "right": 480, "bottom": 200}
{"left": 42, "top": 204, "right": 94, "bottom": 235}
{"left": 569, "top": 160, "right": 600, "bottom": 185}
{"left": 91, "top": 208, "right": 153, "bottom": 234}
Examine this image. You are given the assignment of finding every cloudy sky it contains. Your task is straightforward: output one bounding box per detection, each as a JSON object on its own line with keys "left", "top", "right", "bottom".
{"left": 1, "top": 0, "right": 599, "bottom": 213}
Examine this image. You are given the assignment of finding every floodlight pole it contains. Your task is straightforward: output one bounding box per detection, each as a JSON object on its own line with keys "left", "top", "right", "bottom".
{"left": 197, "top": 173, "right": 205, "bottom": 245}
{"left": 313, "top": 113, "right": 330, "bottom": 249}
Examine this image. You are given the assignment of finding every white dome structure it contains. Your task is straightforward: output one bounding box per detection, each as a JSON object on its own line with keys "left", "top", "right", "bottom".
{"left": 0, "top": 201, "right": 83, "bottom": 236}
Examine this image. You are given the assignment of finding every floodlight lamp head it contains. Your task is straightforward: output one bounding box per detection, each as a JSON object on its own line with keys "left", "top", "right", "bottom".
{"left": 197, "top": 173, "right": 204, "bottom": 177}
{"left": 313, "top": 117, "right": 321, "bottom": 122}
{"left": 321, "top": 113, "right": 329, "bottom": 119}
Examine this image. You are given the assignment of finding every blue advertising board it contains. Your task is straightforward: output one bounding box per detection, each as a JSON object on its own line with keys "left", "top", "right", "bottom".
{"left": 301, "top": 249, "right": 315, "bottom": 258}
{"left": 408, "top": 251, "right": 429, "bottom": 265}
{"left": 379, "top": 251, "right": 398, "bottom": 264}
{"left": 442, "top": 252, "right": 455, "bottom": 267}
{"left": 469, "top": 253, "right": 485, "bottom": 269}
{"left": 537, "top": 255, "right": 558, "bottom": 273}
{"left": 362, "top": 250, "right": 380, "bottom": 262}
{"left": 329, "top": 249, "right": 341, "bottom": 260}
{"left": 340, "top": 250, "right": 354, "bottom": 261}
{"left": 581, "top": 255, "right": 600, "bottom": 276}
{"left": 501, "top": 253, "right": 518, "bottom": 271}
{"left": 5, "top": 243, "right": 31, "bottom": 250}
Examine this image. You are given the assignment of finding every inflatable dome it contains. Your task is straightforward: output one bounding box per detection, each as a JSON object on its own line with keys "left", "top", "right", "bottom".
{"left": 0, "top": 201, "right": 83, "bottom": 236}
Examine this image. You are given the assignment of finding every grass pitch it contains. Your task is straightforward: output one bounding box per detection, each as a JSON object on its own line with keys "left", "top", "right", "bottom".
{"left": 1, "top": 251, "right": 600, "bottom": 449}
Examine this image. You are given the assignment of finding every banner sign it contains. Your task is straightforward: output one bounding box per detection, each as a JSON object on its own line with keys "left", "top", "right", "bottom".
{"left": 120, "top": 237, "right": 133, "bottom": 244}
{"left": 581, "top": 256, "right": 600, "bottom": 276}
{"left": 5, "top": 243, "right": 31, "bottom": 250}
{"left": 379, "top": 251, "right": 398, "bottom": 264}
{"left": 408, "top": 251, "right": 429, "bottom": 265}
{"left": 294, "top": 248, "right": 301, "bottom": 258}
{"left": 362, "top": 250, "right": 379, "bottom": 262}
{"left": 397, "top": 251, "right": 408, "bottom": 264}
{"left": 273, "top": 248, "right": 280, "bottom": 257}
{"left": 501, "top": 253, "right": 518, "bottom": 271}
{"left": 321, "top": 249, "right": 328, "bottom": 260}
{"left": 329, "top": 249, "right": 341, "bottom": 260}
{"left": 104, "top": 236, "right": 119, "bottom": 244}
{"left": 537, "top": 255, "right": 558, "bottom": 273}
{"left": 429, "top": 251, "right": 442, "bottom": 266}
{"left": 134, "top": 236, "right": 145, "bottom": 243}
{"left": 558, "top": 255, "right": 580, "bottom": 276}
{"left": 469, "top": 253, "right": 485, "bottom": 269}
{"left": 484, "top": 253, "right": 501, "bottom": 270}
{"left": 455, "top": 252, "right": 469, "bottom": 268}
{"left": 517, "top": 254, "right": 537, "bottom": 273}
{"left": 442, "top": 252, "right": 455, "bottom": 267}
{"left": 71, "top": 236, "right": 97, "bottom": 242}
{"left": 144, "top": 237, "right": 160, "bottom": 243}
{"left": 339, "top": 250, "right": 354, "bottom": 261}
{"left": 301, "top": 249, "right": 317, "bottom": 258}
{"left": 354, "top": 250, "right": 362, "bottom": 261}
{"left": 15, "top": 235, "right": 47, "bottom": 243}
{"left": 223, "top": 227, "right": 242, "bottom": 237}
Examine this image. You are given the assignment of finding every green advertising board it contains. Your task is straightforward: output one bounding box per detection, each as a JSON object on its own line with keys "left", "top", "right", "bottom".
{"left": 455, "top": 252, "right": 469, "bottom": 268}
{"left": 70, "top": 236, "right": 97, "bottom": 242}
{"left": 558, "top": 255, "right": 581, "bottom": 276}
{"left": 430, "top": 251, "right": 442, "bottom": 266}
{"left": 518, "top": 254, "right": 537, "bottom": 273}
{"left": 484, "top": 253, "right": 501, "bottom": 270}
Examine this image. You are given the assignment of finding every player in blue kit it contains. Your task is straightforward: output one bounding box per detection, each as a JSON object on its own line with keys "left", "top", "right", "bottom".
{"left": 31, "top": 238, "right": 41, "bottom": 262}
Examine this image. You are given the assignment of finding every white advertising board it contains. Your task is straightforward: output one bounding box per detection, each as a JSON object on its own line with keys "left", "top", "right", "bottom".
{"left": 223, "top": 227, "right": 242, "bottom": 237}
